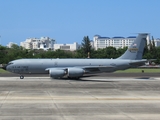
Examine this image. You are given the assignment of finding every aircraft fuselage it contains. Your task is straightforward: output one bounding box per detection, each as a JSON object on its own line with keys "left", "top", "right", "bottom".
{"left": 6, "top": 58, "right": 132, "bottom": 74}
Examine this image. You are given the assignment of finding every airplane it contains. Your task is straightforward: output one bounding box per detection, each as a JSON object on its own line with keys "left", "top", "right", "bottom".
{"left": 2, "top": 33, "right": 148, "bottom": 79}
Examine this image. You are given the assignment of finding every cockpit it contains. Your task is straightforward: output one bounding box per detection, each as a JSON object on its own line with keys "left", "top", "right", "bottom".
{"left": 2, "top": 62, "right": 14, "bottom": 70}
{"left": 7, "top": 62, "right": 14, "bottom": 65}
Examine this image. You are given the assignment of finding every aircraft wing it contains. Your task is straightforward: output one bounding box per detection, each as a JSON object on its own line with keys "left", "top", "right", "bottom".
{"left": 45, "top": 68, "right": 67, "bottom": 71}
{"left": 81, "top": 66, "right": 115, "bottom": 73}
{"left": 45, "top": 66, "right": 115, "bottom": 73}
{"left": 129, "top": 59, "right": 148, "bottom": 66}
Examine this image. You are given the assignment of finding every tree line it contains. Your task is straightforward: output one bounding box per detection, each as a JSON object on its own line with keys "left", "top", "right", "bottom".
{"left": 0, "top": 36, "right": 159, "bottom": 64}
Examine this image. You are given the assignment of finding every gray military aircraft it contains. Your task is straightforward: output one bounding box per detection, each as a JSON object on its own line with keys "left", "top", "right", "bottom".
{"left": 3, "top": 33, "right": 148, "bottom": 79}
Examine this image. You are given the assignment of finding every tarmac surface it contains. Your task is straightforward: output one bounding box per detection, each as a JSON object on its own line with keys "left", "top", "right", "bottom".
{"left": 1, "top": 72, "right": 160, "bottom": 78}
{"left": 0, "top": 73, "right": 160, "bottom": 120}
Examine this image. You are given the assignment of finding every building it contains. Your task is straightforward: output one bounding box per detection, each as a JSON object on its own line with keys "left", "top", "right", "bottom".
{"left": 154, "top": 38, "right": 160, "bottom": 47}
{"left": 7, "top": 42, "right": 18, "bottom": 48}
{"left": 54, "top": 42, "right": 80, "bottom": 51}
{"left": 20, "top": 37, "right": 56, "bottom": 50}
{"left": 93, "top": 35, "right": 151, "bottom": 50}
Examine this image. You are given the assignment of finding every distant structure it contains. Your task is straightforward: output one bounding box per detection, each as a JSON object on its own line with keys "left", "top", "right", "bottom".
{"left": 7, "top": 42, "right": 18, "bottom": 48}
{"left": 10, "top": 34, "right": 160, "bottom": 51}
{"left": 154, "top": 38, "right": 160, "bottom": 47}
{"left": 90, "top": 40, "right": 94, "bottom": 48}
{"left": 54, "top": 42, "right": 80, "bottom": 51}
{"left": 20, "top": 37, "right": 56, "bottom": 50}
{"left": 93, "top": 34, "right": 152, "bottom": 50}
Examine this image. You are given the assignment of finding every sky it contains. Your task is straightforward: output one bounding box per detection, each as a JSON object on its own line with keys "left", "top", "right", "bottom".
{"left": 0, "top": 0, "right": 160, "bottom": 46}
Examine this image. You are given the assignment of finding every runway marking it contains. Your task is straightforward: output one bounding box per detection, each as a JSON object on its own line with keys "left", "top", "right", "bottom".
{"left": 2, "top": 96, "right": 160, "bottom": 101}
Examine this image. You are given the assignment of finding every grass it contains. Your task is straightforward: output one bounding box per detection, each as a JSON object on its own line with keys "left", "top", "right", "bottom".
{"left": 116, "top": 68, "right": 160, "bottom": 73}
{"left": 0, "top": 68, "right": 9, "bottom": 73}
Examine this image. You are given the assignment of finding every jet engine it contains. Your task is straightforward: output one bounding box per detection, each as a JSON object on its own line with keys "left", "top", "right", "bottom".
{"left": 68, "top": 68, "right": 85, "bottom": 78}
{"left": 49, "top": 69, "right": 66, "bottom": 78}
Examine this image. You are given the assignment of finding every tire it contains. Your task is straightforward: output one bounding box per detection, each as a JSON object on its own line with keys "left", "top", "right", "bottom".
{"left": 20, "top": 75, "right": 24, "bottom": 79}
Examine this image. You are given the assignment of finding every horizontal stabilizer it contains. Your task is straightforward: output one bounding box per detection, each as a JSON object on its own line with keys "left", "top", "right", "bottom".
{"left": 129, "top": 59, "right": 147, "bottom": 66}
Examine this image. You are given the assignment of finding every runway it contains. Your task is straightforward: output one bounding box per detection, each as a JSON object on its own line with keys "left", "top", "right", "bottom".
{"left": 1, "top": 72, "right": 160, "bottom": 77}
{"left": 0, "top": 76, "right": 160, "bottom": 120}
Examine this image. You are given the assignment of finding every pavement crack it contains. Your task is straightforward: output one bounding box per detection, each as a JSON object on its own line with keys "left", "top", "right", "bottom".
{"left": 46, "top": 91, "right": 67, "bottom": 120}
{"left": 0, "top": 91, "right": 10, "bottom": 109}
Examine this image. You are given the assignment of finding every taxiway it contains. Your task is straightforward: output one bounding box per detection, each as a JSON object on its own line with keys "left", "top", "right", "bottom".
{"left": 0, "top": 75, "right": 160, "bottom": 120}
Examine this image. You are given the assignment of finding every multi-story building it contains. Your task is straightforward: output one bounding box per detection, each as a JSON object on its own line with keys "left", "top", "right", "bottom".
{"left": 93, "top": 35, "right": 152, "bottom": 50}
{"left": 7, "top": 42, "right": 18, "bottom": 48}
{"left": 154, "top": 38, "right": 160, "bottom": 47}
{"left": 20, "top": 38, "right": 33, "bottom": 49}
{"left": 54, "top": 42, "right": 80, "bottom": 51}
{"left": 20, "top": 37, "right": 56, "bottom": 50}
{"left": 17, "top": 34, "right": 160, "bottom": 51}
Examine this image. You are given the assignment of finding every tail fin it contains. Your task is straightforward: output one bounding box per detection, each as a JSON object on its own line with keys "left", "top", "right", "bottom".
{"left": 117, "top": 33, "right": 148, "bottom": 60}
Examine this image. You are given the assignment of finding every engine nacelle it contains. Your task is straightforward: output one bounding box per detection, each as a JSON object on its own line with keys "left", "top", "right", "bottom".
{"left": 68, "top": 68, "right": 84, "bottom": 77}
{"left": 49, "top": 69, "right": 66, "bottom": 78}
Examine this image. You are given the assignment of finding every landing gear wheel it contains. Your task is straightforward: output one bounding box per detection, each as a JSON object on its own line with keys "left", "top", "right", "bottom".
{"left": 20, "top": 75, "right": 24, "bottom": 79}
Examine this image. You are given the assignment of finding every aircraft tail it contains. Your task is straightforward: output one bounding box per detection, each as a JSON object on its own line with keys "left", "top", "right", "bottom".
{"left": 117, "top": 33, "right": 148, "bottom": 60}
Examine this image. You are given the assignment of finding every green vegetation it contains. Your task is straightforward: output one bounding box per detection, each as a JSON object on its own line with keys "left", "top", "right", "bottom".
{"left": 0, "top": 68, "right": 9, "bottom": 73}
{"left": 81, "top": 36, "right": 92, "bottom": 58}
{"left": 116, "top": 68, "right": 160, "bottom": 73}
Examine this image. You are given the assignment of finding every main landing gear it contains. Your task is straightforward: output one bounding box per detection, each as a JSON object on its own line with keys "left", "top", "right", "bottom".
{"left": 20, "top": 75, "right": 24, "bottom": 79}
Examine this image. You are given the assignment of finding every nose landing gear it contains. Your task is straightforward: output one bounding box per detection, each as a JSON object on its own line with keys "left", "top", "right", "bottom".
{"left": 20, "top": 75, "right": 24, "bottom": 79}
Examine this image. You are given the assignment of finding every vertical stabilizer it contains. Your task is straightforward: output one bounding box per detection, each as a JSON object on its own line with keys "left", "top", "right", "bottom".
{"left": 117, "top": 33, "right": 148, "bottom": 60}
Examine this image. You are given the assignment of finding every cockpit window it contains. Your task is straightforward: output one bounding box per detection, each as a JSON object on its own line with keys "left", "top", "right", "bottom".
{"left": 8, "top": 62, "right": 13, "bottom": 65}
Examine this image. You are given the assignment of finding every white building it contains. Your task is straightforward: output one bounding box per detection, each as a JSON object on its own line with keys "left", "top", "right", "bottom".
{"left": 154, "top": 38, "right": 160, "bottom": 47}
{"left": 20, "top": 37, "right": 56, "bottom": 50}
{"left": 7, "top": 42, "right": 18, "bottom": 48}
{"left": 54, "top": 42, "right": 80, "bottom": 51}
{"left": 90, "top": 40, "right": 94, "bottom": 48}
{"left": 93, "top": 35, "right": 151, "bottom": 50}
